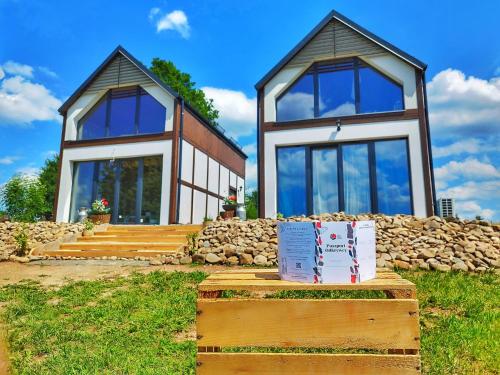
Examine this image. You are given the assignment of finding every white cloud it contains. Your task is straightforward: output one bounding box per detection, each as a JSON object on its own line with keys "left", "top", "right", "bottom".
{"left": 202, "top": 87, "right": 256, "bottom": 138}
{"left": 432, "top": 138, "right": 498, "bottom": 158}
{"left": 242, "top": 143, "right": 257, "bottom": 156}
{"left": 428, "top": 68, "right": 500, "bottom": 136}
{"left": 439, "top": 180, "right": 500, "bottom": 201}
{"left": 38, "top": 66, "right": 58, "bottom": 78}
{"left": 455, "top": 201, "right": 495, "bottom": 220}
{"left": 153, "top": 9, "right": 190, "bottom": 39}
{"left": 0, "top": 75, "right": 62, "bottom": 125}
{"left": 16, "top": 166, "right": 40, "bottom": 177}
{"left": 245, "top": 160, "right": 257, "bottom": 190}
{"left": 0, "top": 156, "right": 19, "bottom": 165}
{"left": 2, "top": 61, "right": 34, "bottom": 78}
{"left": 434, "top": 157, "right": 499, "bottom": 187}
{"left": 0, "top": 67, "right": 4, "bottom": 80}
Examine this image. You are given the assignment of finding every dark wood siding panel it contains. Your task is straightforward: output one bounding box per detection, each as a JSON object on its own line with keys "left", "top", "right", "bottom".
{"left": 169, "top": 100, "right": 181, "bottom": 223}
{"left": 183, "top": 110, "right": 246, "bottom": 177}
{"left": 87, "top": 54, "right": 155, "bottom": 94}
{"left": 288, "top": 19, "right": 386, "bottom": 68}
{"left": 63, "top": 132, "right": 173, "bottom": 148}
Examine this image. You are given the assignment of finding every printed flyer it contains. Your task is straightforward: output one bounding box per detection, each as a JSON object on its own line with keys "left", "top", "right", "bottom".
{"left": 278, "top": 221, "right": 376, "bottom": 283}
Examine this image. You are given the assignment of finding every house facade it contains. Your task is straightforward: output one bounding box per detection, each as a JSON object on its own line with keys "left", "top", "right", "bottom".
{"left": 256, "top": 10, "right": 436, "bottom": 218}
{"left": 55, "top": 46, "right": 246, "bottom": 225}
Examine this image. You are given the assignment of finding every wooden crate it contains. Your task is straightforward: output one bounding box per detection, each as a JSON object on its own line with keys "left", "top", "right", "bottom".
{"left": 197, "top": 269, "right": 421, "bottom": 374}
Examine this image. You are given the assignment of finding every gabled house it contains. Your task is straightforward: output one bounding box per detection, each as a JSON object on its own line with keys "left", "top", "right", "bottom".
{"left": 55, "top": 46, "right": 246, "bottom": 225}
{"left": 256, "top": 10, "right": 436, "bottom": 218}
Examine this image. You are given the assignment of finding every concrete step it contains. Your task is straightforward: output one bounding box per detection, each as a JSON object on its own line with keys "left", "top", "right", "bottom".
{"left": 77, "top": 235, "right": 188, "bottom": 243}
{"left": 60, "top": 242, "right": 183, "bottom": 251}
{"left": 42, "top": 249, "right": 177, "bottom": 258}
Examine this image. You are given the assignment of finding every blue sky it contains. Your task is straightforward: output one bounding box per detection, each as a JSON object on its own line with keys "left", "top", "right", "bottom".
{"left": 0, "top": 0, "right": 499, "bottom": 220}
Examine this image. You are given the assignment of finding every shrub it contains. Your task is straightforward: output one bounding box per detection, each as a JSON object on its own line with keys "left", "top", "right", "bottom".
{"left": 0, "top": 175, "right": 48, "bottom": 222}
{"left": 14, "top": 223, "right": 29, "bottom": 256}
{"left": 38, "top": 154, "right": 59, "bottom": 218}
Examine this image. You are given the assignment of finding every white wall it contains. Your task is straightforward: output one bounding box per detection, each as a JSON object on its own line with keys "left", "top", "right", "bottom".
{"left": 263, "top": 119, "right": 426, "bottom": 218}
{"left": 56, "top": 140, "right": 172, "bottom": 224}
{"left": 64, "top": 83, "right": 175, "bottom": 141}
{"left": 178, "top": 185, "right": 192, "bottom": 224}
{"left": 193, "top": 149, "right": 208, "bottom": 188}
{"left": 207, "top": 158, "right": 219, "bottom": 194}
{"left": 192, "top": 190, "right": 207, "bottom": 224}
{"left": 263, "top": 55, "right": 417, "bottom": 122}
{"left": 181, "top": 140, "right": 194, "bottom": 183}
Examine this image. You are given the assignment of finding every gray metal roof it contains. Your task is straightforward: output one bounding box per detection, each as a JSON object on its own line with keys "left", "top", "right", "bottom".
{"left": 255, "top": 9, "right": 427, "bottom": 90}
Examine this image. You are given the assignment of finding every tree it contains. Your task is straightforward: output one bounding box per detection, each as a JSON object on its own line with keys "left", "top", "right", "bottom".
{"left": 0, "top": 175, "right": 48, "bottom": 222}
{"left": 150, "top": 58, "right": 219, "bottom": 125}
{"left": 245, "top": 190, "right": 258, "bottom": 220}
{"left": 39, "top": 154, "right": 59, "bottom": 217}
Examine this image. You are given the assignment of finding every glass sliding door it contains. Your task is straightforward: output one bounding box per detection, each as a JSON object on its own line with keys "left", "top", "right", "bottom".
{"left": 69, "top": 156, "right": 162, "bottom": 224}
{"left": 342, "top": 144, "right": 371, "bottom": 214}
{"left": 277, "top": 147, "right": 307, "bottom": 217}
{"left": 312, "top": 147, "right": 339, "bottom": 214}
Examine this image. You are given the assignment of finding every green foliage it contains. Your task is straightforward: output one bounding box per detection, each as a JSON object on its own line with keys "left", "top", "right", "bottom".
{"left": 276, "top": 212, "right": 284, "bottom": 219}
{"left": 245, "top": 190, "right": 258, "bottom": 219}
{"left": 38, "top": 154, "right": 59, "bottom": 218}
{"left": 0, "top": 175, "right": 48, "bottom": 222}
{"left": 14, "top": 223, "right": 29, "bottom": 256}
{"left": 185, "top": 232, "right": 199, "bottom": 255}
{"left": 150, "top": 58, "right": 219, "bottom": 125}
{"left": 83, "top": 219, "right": 94, "bottom": 231}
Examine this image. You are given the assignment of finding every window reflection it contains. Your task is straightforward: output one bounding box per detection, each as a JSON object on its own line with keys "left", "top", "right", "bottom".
{"left": 318, "top": 69, "right": 355, "bottom": 117}
{"left": 277, "top": 147, "right": 307, "bottom": 217}
{"left": 343, "top": 144, "right": 371, "bottom": 214}
{"left": 375, "top": 140, "right": 411, "bottom": 214}
{"left": 359, "top": 66, "right": 403, "bottom": 113}
{"left": 312, "top": 148, "right": 338, "bottom": 214}
{"left": 276, "top": 74, "right": 314, "bottom": 122}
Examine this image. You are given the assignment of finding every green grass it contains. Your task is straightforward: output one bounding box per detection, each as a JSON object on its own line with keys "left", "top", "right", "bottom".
{"left": 0, "top": 270, "right": 498, "bottom": 374}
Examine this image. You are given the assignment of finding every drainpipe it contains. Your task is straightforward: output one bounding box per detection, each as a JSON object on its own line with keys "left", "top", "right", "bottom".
{"left": 256, "top": 90, "right": 261, "bottom": 218}
{"left": 422, "top": 71, "right": 437, "bottom": 215}
{"left": 175, "top": 98, "right": 185, "bottom": 223}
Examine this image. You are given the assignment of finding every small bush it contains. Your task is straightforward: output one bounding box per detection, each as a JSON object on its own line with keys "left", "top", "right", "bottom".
{"left": 14, "top": 224, "right": 29, "bottom": 256}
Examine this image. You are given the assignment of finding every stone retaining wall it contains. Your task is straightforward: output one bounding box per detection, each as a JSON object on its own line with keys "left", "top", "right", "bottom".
{"left": 191, "top": 213, "right": 499, "bottom": 273}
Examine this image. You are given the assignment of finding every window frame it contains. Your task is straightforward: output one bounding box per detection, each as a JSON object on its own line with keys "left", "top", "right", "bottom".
{"left": 275, "top": 138, "right": 414, "bottom": 216}
{"left": 77, "top": 86, "right": 165, "bottom": 140}
{"left": 275, "top": 58, "right": 405, "bottom": 123}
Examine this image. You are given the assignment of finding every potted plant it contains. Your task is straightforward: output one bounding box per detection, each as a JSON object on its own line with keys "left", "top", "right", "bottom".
{"left": 82, "top": 218, "right": 95, "bottom": 236}
{"left": 89, "top": 198, "right": 111, "bottom": 224}
{"left": 222, "top": 195, "right": 237, "bottom": 219}
{"left": 203, "top": 216, "right": 213, "bottom": 228}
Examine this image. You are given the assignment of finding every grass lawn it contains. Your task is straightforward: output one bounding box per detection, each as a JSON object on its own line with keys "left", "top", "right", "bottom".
{"left": 0, "top": 270, "right": 498, "bottom": 374}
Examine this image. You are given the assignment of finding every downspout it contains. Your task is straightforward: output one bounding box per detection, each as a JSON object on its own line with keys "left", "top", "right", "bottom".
{"left": 422, "top": 71, "right": 437, "bottom": 215}
{"left": 256, "top": 90, "right": 261, "bottom": 218}
{"left": 175, "top": 98, "right": 185, "bottom": 223}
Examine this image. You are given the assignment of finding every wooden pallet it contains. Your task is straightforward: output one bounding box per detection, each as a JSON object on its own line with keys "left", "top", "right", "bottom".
{"left": 196, "top": 270, "right": 421, "bottom": 374}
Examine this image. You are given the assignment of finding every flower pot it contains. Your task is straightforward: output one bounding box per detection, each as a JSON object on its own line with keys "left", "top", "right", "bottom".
{"left": 82, "top": 229, "right": 94, "bottom": 237}
{"left": 89, "top": 214, "right": 111, "bottom": 224}
{"left": 223, "top": 204, "right": 237, "bottom": 211}
{"left": 221, "top": 210, "right": 235, "bottom": 220}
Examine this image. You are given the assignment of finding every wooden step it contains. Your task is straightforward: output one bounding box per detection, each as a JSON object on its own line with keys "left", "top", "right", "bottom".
{"left": 97, "top": 230, "right": 198, "bottom": 236}
{"left": 43, "top": 249, "right": 177, "bottom": 258}
{"left": 60, "top": 242, "right": 183, "bottom": 251}
{"left": 107, "top": 225, "right": 202, "bottom": 232}
{"left": 78, "top": 235, "right": 188, "bottom": 243}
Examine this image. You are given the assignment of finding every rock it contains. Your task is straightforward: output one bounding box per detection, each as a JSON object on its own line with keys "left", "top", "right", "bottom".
{"left": 192, "top": 254, "right": 206, "bottom": 264}
{"left": 253, "top": 254, "right": 268, "bottom": 266}
{"left": 223, "top": 244, "right": 237, "bottom": 257}
{"left": 393, "top": 260, "right": 411, "bottom": 270}
{"left": 430, "top": 263, "right": 451, "bottom": 272}
{"left": 239, "top": 253, "right": 253, "bottom": 265}
{"left": 180, "top": 256, "right": 192, "bottom": 265}
{"left": 226, "top": 256, "right": 239, "bottom": 266}
{"left": 376, "top": 258, "right": 386, "bottom": 268}
{"left": 452, "top": 261, "right": 468, "bottom": 272}
{"left": 417, "top": 249, "right": 436, "bottom": 260}
{"left": 206, "top": 253, "right": 222, "bottom": 264}
{"left": 149, "top": 258, "right": 163, "bottom": 266}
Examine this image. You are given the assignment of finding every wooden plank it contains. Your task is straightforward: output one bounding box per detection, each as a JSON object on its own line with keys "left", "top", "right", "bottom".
{"left": 60, "top": 242, "right": 182, "bottom": 251}
{"left": 42, "top": 250, "right": 177, "bottom": 258}
{"left": 198, "top": 277, "right": 415, "bottom": 292}
{"left": 207, "top": 271, "right": 401, "bottom": 281}
{"left": 77, "top": 236, "right": 187, "bottom": 243}
{"left": 197, "top": 299, "right": 420, "bottom": 349}
{"left": 197, "top": 353, "right": 420, "bottom": 375}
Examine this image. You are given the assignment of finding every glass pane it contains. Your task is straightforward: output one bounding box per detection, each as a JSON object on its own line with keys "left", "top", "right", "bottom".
{"left": 78, "top": 99, "right": 107, "bottom": 140}
{"left": 375, "top": 140, "right": 412, "bottom": 215}
{"left": 318, "top": 69, "right": 355, "bottom": 117}
{"left": 139, "top": 91, "right": 166, "bottom": 134}
{"left": 343, "top": 144, "right": 371, "bottom": 214}
{"left": 95, "top": 161, "right": 115, "bottom": 218}
{"left": 312, "top": 148, "right": 339, "bottom": 214}
{"left": 277, "top": 147, "right": 306, "bottom": 217}
{"left": 69, "top": 161, "right": 96, "bottom": 222}
{"left": 141, "top": 156, "right": 163, "bottom": 224}
{"left": 276, "top": 74, "right": 314, "bottom": 121}
{"left": 359, "top": 66, "right": 403, "bottom": 113}
{"left": 109, "top": 92, "right": 137, "bottom": 137}
{"left": 117, "top": 159, "right": 138, "bottom": 224}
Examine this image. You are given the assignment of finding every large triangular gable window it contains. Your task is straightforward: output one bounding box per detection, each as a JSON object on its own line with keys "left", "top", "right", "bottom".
{"left": 276, "top": 58, "right": 404, "bottom": 122}
{"left": 77, "top": 86, "right": 166, "bottom": 140}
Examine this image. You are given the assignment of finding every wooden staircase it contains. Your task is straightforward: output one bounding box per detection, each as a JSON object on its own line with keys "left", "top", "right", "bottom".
{"left": 39, "top": 224, "right": 202, "bottom": 259}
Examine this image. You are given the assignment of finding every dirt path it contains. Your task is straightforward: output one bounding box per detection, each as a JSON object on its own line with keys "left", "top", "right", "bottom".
{"left": 0, "top": 260, "right": 242, "bottom": 287}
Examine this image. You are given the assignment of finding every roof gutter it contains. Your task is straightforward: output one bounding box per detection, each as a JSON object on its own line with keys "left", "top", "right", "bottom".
{"left": 422, "top": 70, "right": 437, "bottom": 214}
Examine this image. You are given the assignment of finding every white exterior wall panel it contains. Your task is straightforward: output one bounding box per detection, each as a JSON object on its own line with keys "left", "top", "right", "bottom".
{"left": 219, "top": 166, "right": 230, "bottom": 198}
{"left": 207, "top": 158, "right": 219, "bottom": 194}
{"left": 181, "top": 140, "right": 194, "bottom": 183}
{"left": 178, "top": 185, "right": 192, "bottom": 224}
{"left": 192, "top": 190, "right": 207, "bottom": 224}
{"left": 193, "top": 149, "right": 208, "bottom": 189}
{"left": 207, "top": 196, "right": 219, "bottom": 221}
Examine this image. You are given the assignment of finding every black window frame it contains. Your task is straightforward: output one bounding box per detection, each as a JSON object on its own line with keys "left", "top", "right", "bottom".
{"left": 275, "top": 58, "right": 405, "bottom": 123}
{"left": 77, "top": 86, "right": 166, "bottom": 140}
{"left": 275, "top": 138, "right": 414, "bottom": 216}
